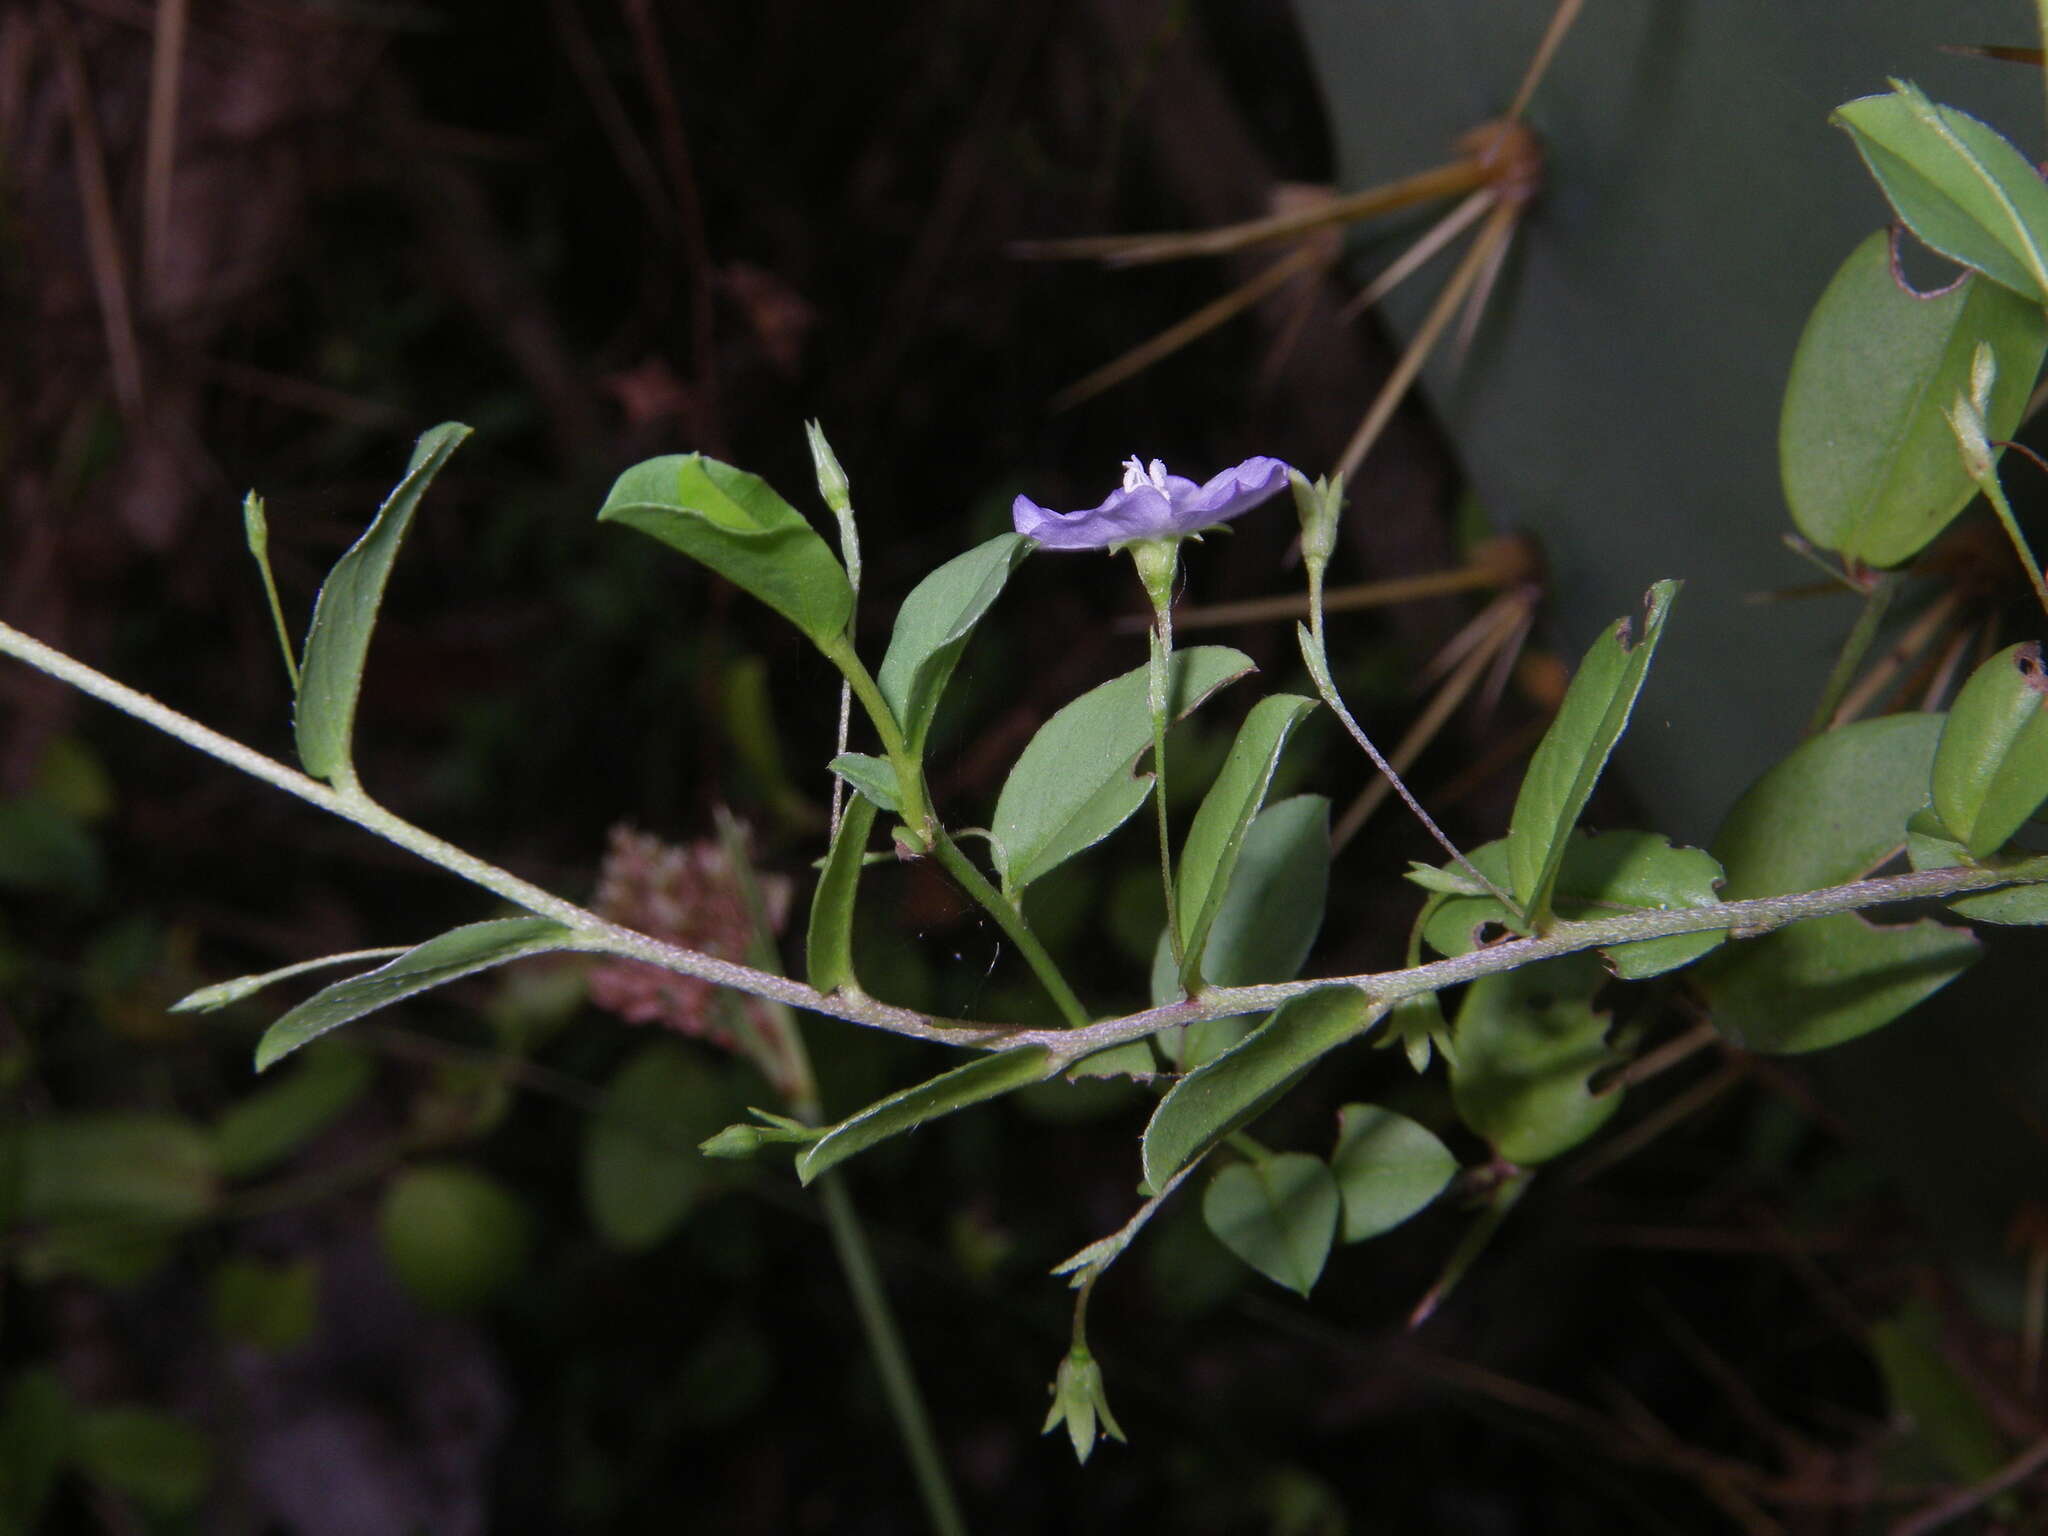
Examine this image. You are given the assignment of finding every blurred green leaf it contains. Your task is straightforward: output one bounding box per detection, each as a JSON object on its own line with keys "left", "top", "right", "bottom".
{"left": 73, "top": 1407, "right": 211, "bottom": 1516}
{"left": 796, "top": 1045, "right": 1053, "bottom": 1184}
{"left": 1933, "top": 641, "right": 2048, "bottom": 856}
{"left": 582, "top": 1041, "right": 727, "bottom": 1251}
{"left": 1202, "top": 1153, "right": 1338, "bottom": 1296}
{"left": 0, "top": 1371, "right": 73, "bottom": 1535}
{"left": 209, "top": 1256, "right": 319, "bottom": 1352}
{"left": 295, "top": 421, "right": 471, "bottom": 783}
{"left": 877, "top": 533, "right": 1030, "bottom": 758}
{"left": 1781, "top": 230, "right": 2046, "bottom": 566}
{"left": 12, "top": 1114, "right": 217, "bottom": 1226}
{"left": 806, "top": 794, "right": 878, "bottom": 994}
{"left": 1506, "top": 581, "right": 1679, "bottom": 926}
{"left": 0, "top": 795, "right": 101, "bottom": 900}
{"left": 991, "top": 646, "right": 1253, "bottom": 895}
{"left": 1834, "top": 83, "right": 2048, "bottom": 303}
{"left": 1175, "top": 695, "right": 1318, "bottom": 988}
{"left": 254, "top": 917, "right": 581, "bottom": 1071}
{"left": 1329, "top": 1104, "right": 1458, "bottom": 1242}
{"left": 1449, "top": 953, "right": 1621, "bottom": 1165}
{"left": 597, "top": 454, "right": 853, "bottom": 650}
{"left": 1869, "top": 1294, "right": 2009, "bottom": 1486}
{"left": 1142, "top": 988, "right": 1380, "bottom": 1192}
{"left": 378, "top": 1162, "right": 530, "bottom": 1313}
{"left": 212, "top": 1044, "right": 372, "bottom": 1179}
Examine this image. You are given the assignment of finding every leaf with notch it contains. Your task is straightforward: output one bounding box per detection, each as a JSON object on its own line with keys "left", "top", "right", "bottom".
{"left": 1506, "top": 580, "right": 1678, "bottom": 927}
{"left": 877, "top": 534, "right": 1030, "bottom": 758}
{"left": 1449, "top": 952, "right": 1620, "bottom": 1165}
{"left": 597, "top": 454, "right": 853, "bottom": 649}
{"left": 295, "top": 422, "right": 471, "bottom": 783}
{"left": 254, "top": 918, "right": 581, "bottom": 1071}
{"left": 990, "top": 646, "right": 1253, "bottom": 895}
{"left": 795, "top": 1045, "right": 1053, "bottom": 1183}
{"left": 1202, "top": 1153, "right": 1338, "bottom": 1296}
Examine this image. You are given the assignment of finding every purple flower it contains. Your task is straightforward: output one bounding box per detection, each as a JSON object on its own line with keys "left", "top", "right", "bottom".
{"left": 1012, "top": 456, "right": 1293, "bottom": 550}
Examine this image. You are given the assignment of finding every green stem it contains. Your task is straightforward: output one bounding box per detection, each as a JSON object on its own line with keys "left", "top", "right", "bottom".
{"left": 1974, "top": 458, "right": 2048, "bottom": 620}
{"left": 928, "top": 828, "right": 1090, "bottom": 1028}
{"left": 817, "top": 632, "right": 932, "bottom": 831}
{"left": 1806, "top": 571, "right": 1900, "bottom": 733}
{"left": 1148, "top": 618, "right": 1183, "bottom": 966}
{"left": 817, "top": 1171, "right": 970, "bottom": 1536}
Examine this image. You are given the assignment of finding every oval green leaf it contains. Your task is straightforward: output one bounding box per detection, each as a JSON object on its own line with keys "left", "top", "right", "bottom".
{"left": 795, "top": 1044, "right": 1053, "bottom": 1184}
{"left": 582, "top": 1041, "right": 729, "bottom": 1251}
{"left": 1202, "top": 1153, "right": 1338, "bottom": 1296}
{"left": 877, "top": 533, "right": 1031, "bottom": 758}
{"left": 1329, "top": 1103, "right": 1458, "bottom": 1243}
{"left": 1933, "top": 641, "right": 2048, "bottom": 857}
{"left": 295, "top": 421, "right": 472, "bottom": 784}
{"left": 1175, "top": 693, "right": 1318, "bottom": 988}
{"left": 254, "top": 917, "right": 582, "bottom": 1071}
{"left": 1141, "top": 987, "right": 1380, "bottom": 1193}
{"left": 1833, "top": 82, "right": 2048, "bottom": 304}
{"left": 597, "top": 453, "right": 854, "bottom": 649}
{"left": 1449, "top": 952, "right": 1620, "bottom": 1166}
{"left": 827, "top": 752, "right": 902, "bottom": 813}
{"left": 990, "top": 645, "right": 1254, "bottom": 895}
{"left": 1506, "top": 580, "right": 1679, "bottom": 926}
{"left": 1781, "top": 230, "right": 2048, "bottom": 567}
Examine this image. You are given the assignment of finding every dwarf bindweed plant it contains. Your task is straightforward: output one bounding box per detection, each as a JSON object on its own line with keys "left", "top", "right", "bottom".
{"left": 6, "top": 63, "right": 2048, "bottom": 1518}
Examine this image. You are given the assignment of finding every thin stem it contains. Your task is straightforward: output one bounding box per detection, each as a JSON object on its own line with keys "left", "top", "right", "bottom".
{"left": 1974, "top": 449, "right": 2048, "bottom": 618}
{"left": 1805, "top": 572, "right": 1899, "bottom": 733}
{"left": 816, "top": 1171, "right": 971, "bottom": 1536}
{"left": 1148, "top": 617, "right": 1183, "bottom": 968}
{"left": 928, "top": 828, "right": 1090, "bottom": 1028}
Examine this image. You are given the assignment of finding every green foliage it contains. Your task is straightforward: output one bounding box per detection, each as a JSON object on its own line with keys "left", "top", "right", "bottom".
{"left": 826, "top": 752, "right": 902, "bottom": 812}
{"left": 72, "top": 1406, "right": 212, "bottom": 1516}
{"left": 990, "top": 646, "right": 1253, "bottom": 894}
{"left": 1449, "top": 953, "right": 1621, "bottom": 1166}
{"left": 1506, "top": 580, "right": 1678, "bottom": 927}
{"left": 296, "top": 422, "right": 472, "bottom": 784}
{"left": 877, "top": 533, "right": 1031, "bottom": 758}
{"left": 806, "top": 794, "right": 879, "bottom": 993}
{"left": 597, "top": 453, "right": 855, "bottom": 650}
{"left": 1202, "top": 1152, "right": 1339, "bottom": 1296}
{"left": 1780, "top": 230, "right": 2046, "bottom": 566}
{"left": 795, "top": 1045, "right": 1054, "bottom": 1183}
{"left": 209, "top": 1256, "right": 320, "bottom": 1351}
{"left": 1931, "top": 642, "right": 2048, "bottom": 857}
{"left": 1834, "top": 82, "right": 2048, "bottom": 304}
{"left": 581, "top": 1041, "right": 728, "bottom": 1251}
{"left": 1328, "top": 1104, "right": 1458, "bottom": 1242}
{"left": 212, "top": 1043, "right": 372, "bottom": 1178}
{"left": 377, "top": 1162, "right": 530, "bottom": 1312}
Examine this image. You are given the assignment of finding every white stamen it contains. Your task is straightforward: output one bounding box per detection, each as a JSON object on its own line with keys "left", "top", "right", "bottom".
{"left": 1122, "top": 456, "right": 1171, "bottom": 494}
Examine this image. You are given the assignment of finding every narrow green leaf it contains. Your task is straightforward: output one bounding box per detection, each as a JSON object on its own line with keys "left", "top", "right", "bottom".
{"left": 295, "top": 422, "right": 472, "bottom": 783}
{"left": 1781, "top": 230, "right": 2048, "bottom": 567}
{"left": 827, "top": 752, "right": 902, "bottom": 813}
{"left": 1449, "top": 953, "right": 1621, "bottom": 1165}
{"left": 1506, "top": 581, "right": 1678, "bottom": 926}
{"left": 795, "top": 1044, "right": 1053, "bottom": 1184}
{"left": 254, "top": 917, "right": 581, "bottom": 1071}
{"left": 172, "top": 947, "right": 408, "bottom": 1013}
{"left": 1175, "top": 694, "right": 1318, "bottom": 986}
{"left": 877, "top": 534, "right": 1031, "bottom": 757}
{"left": 1933, "top": 641, "right": 2048, "bottom": 857}
{"left": 212, "top": 1044, "right": 372, "bottom": 1178}
{"left": 1424, "top": 831, "right": 1725, "bottom": 980}
{"left": 1329, "top": 1104, "right": 1459, "bottom": 1242}
{"left": 582, "top": 1041, "right": 729, "bottom": 1251}
{"left": 1202, "top": 1153, "right": 1338, "bottom": 1296}
{"left": 1141, "top": 987, "right": 1380, "bottom": 1192}
{"left": 1704, "top": 714, "right": 1979, "bottom": 1051}
{"left": 1834, "top": 83, "right": 2048, "bottom": 304}
{"left": 598, "top": 453, "right": 854, "bottom": 649}
{"left": 806, "top": 794, "right": 878, "bottom": 993}
{"left": 991, "top": 645, "right": 1254, "bottom": 895}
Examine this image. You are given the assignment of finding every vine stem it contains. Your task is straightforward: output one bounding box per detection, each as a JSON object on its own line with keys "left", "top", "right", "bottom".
{"left": 3, "top": 617, "right": 2044, "bottom": 1072}
{"left": 927, "top": 828, "right": 1090, "bottom": 1028}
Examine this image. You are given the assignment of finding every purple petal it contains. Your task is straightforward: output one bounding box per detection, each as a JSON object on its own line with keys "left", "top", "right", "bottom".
{"left": 1170, "top": 457, "right": 1293, "bottom": 532}
{"left": 1011, "top": 484, "right": 1178, "bottom": 549}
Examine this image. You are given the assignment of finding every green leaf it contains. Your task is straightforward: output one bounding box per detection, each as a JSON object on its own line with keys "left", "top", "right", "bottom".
{"left": 598, "top": 453, "right": 854, "bottom": 649}
{"left": 172, "top": 947, "right": 408, "bottom": 1013}
{"left": 0, "top": 1370, "right": 73, "bottom": 1534}
{"left": 1781, "top": 230, "right": 2048, "bottom": 567}
{"left": 1175, "top": 694, "right": 1318, "bottom": 987}
{"left": 254, "top": 917, "right": 582, "bottom": 1071}
{"left": 73, "top": 1408, "right": 211, "bottom": 1515}
{"left": 990, "top": 645, "right": 1254, "bottom": 895}
{"left": 795, "top": 1044, "right": 1053, "bottom": 1184}
{"left": 1933, "top": 641, "right": 2048, "bottom": 857}
{"left": 582, "top": 1041, "right": 728, "bottom": 1251}
{"left": 1834, "top": 82, "right": 2048, "bottom": 304}
{"left": 1506, "top": 580, "right": 1679, "bottom": 926}
{"left": 1869, "top": 1295, "right": 2009, "bottom": 1486}
{"left": 1449, "top": 953, "right": 1621, "bottom": 1165}
{"left": 378, "top": 1162, "right": 529, "bottom": 1313}
{"left": 12, "top": 1114, "right": 218, "bottom": 1226}
{"left": 1703, "top": 714, "right": 1978, "bottom": 1052}
{"left": 1328, "top": 1103, "right": 1459, "bottom": 1242}
{"left": 1907, "top": 810, "right": 2048, "bottom": 924}
{"left": 1424, "top": 832, "right": 1725, "bottom": 980}
{"left": 1141, "top": 988, "right": 1380, "bottom": 1192}
{"left": 806, "top": 794, "right": 878, "bottom": 993}
{"left": 209, "top": 1256, "right": 319, "bottom": 1352}
{"left": 295, "top": 422, "right": 471, "bottom": 783}
{"left": 827, "top": 752, "right": 902, "bottom": 813}
{"left": 877, "top": 534, "right": 1030, "bottom": 757}
{"left": 1202, "top": 1153, "right": 1339, "bottom": 1296}
{"left": 212, "top": 1044, "right": 372, "bottom": 1178}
